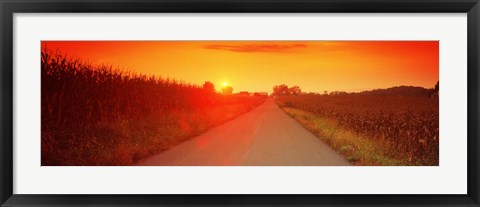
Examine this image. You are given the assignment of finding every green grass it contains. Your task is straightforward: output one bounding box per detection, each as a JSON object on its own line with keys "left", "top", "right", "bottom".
{"left": 281, "top": 107, "right": 410, "bottom": 166}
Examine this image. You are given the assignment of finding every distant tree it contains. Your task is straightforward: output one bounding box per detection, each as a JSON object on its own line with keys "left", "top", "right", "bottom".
{"left": 272, "top": 84, "right": 290, "bottom": 96}
{"left": 434, "top": 81, "right": 439, "bottom": 92}
{"left": 358, "top": 86, "right": 435, "bottom": 97}
{"left": 329, "top": 91, "right": 347, "bottom": 96}
{"left": 203, "top": 81, "right": 215, "bottom": 93}
{"left": 289, "top": 85, "right": 302, "bottom": 95}
{"left": 222, "top": 86, "right": 233, "bottom": 95}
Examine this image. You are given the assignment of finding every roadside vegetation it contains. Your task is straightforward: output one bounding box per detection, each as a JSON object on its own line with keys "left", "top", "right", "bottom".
{"left": 274, "top": 86, "right": 439, "bottom": 166}
{"left": 41, "top": 51, "right": 266, "bottom": 166}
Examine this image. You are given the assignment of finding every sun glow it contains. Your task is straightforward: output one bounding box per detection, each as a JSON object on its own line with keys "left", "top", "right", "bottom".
{"left": 42, "top": 41, "right": 439, "bottom": 93}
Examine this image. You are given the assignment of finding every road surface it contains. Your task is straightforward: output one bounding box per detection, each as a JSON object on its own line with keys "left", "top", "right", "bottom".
{"left": 137, "top": 98, "right": 350, "bottom": 166}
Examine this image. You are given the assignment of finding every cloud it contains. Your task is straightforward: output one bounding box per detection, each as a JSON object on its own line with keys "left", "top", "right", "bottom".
{"left": 203, "top": 43, "right": 307, "bottom": 53}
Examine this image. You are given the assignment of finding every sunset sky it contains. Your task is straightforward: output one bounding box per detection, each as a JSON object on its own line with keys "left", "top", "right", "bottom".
{"left": 42, "top": 41, "right": 439, "bottom": 93}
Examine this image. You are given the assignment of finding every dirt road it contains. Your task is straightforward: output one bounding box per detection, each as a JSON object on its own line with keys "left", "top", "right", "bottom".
{"left": 137, "top": 98, "right": 350, "bottom": 166}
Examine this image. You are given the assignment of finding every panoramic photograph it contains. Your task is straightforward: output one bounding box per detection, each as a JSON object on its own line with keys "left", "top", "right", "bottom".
{"left": 41, "top": 41, "right": 439, "bottom": 166}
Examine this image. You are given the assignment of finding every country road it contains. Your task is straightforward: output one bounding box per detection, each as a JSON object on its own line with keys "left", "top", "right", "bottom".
{"left": 137, "top": 98, "right": 350, "bottom": 166}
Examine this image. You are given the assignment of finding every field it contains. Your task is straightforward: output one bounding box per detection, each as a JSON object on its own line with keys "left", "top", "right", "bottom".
{"left": 276, "top": 95, "right": 439, "bottom": 165}
{"left": 41, "top": 51, "right": 266, "bottom": 165}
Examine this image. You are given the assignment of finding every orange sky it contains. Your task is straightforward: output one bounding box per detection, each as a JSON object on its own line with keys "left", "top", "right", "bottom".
{"left": 42, "top": 41, "right": 438, "bottom": 93}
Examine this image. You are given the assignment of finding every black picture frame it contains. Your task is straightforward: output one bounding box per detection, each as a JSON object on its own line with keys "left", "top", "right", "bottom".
{"left": 1, "top": 0, "right": 479, "bottom": 206}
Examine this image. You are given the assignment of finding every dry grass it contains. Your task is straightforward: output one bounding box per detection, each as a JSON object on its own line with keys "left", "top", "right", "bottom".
{"left": 282, "top": 107, "right": 409, "bottom": 165}
{"left": 41, "top": 51, "right": 266, "bottom": 165}
{"left": 277, "top": 95, "right": 439, "bottom": 166}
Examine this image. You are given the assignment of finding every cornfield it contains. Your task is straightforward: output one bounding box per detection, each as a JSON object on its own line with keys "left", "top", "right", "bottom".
{"left": 41, "top": 51, "right": 266, "bottom": 165}
{"left": 277, "top": 95, "right": 439, "bottom": 165}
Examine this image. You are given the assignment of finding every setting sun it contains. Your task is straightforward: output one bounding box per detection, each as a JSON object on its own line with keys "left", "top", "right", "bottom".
{"left": 41, "top": 40, "right": 439, "bottom": 166}
{"left": 41, "top": 41, "right": 438, "bottom": 93}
